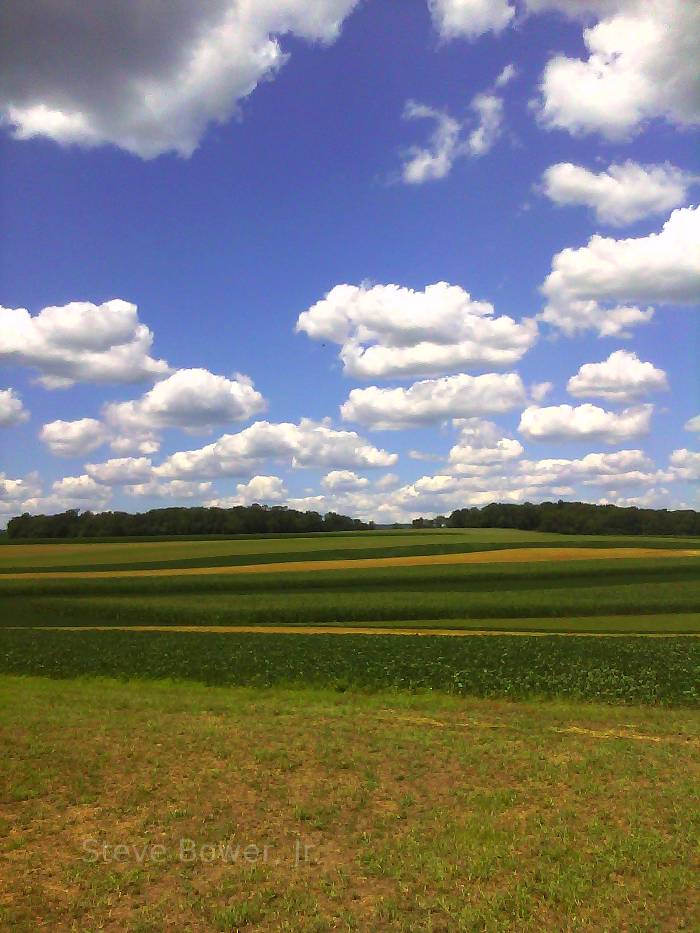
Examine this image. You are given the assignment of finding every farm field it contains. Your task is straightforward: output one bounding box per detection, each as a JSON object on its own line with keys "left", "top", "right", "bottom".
{"left": 1, "top": 677, "right": 699, "bottom": 931}
{"left": 1, "top": 526, "right": 699, "bottom": 573}
{"left": 1, "top": 528, "right": 698, "bottom": 929}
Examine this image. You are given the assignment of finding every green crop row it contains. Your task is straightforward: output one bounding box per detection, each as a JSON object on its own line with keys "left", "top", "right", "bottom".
{"left": 1, "top": 630, "right": 697, "bottom": 706}
{"left": 5, "top": 576, "right": 700, "bottom": 629}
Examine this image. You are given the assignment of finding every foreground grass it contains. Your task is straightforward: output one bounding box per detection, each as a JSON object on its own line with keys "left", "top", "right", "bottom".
{"left": 1, "top": 629, "right": 698, "bottom": 705}
{"left": 1, "top": 676, "right": 698, "bottom": 931}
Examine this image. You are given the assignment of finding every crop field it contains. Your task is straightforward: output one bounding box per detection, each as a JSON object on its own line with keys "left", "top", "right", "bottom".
{"left": 1, "top": 528, "right": 698, "bottom": 929}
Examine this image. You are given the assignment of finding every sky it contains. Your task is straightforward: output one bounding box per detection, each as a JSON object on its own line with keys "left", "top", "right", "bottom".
{"left": 0, "top": 0, "right": 699, "bottom": 525}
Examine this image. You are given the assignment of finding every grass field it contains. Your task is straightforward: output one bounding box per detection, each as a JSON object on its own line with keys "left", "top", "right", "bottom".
{"left": 1, "top": 677, "right": 698, "bottom": 931}
{"left": 1, "top": 528, "right": 698, "bottom": 928}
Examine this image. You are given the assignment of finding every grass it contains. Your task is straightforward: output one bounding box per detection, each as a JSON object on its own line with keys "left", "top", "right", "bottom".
{"left": 1, "top": 676, "right": 698, "bottom": 931}
{"left": 1, "top": 629, "right": 698, "bottom": 705}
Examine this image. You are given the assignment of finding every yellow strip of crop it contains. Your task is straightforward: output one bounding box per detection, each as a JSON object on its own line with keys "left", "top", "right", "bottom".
{"left": 2, "top": 546, "right": 698, "bottom": 579}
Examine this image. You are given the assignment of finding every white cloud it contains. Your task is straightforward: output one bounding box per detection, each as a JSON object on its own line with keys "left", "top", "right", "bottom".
{"left": 155, "top": 419, "right": 397, "bottom": 480}
{"left": 125, "top": 479, "right": 212, "bottom": 499}
{"left": 1, "top": 0, "right": 360, "bottom": 158}
{"left": 670, "top": 449, "right": 700, "bottom": 482}
{"left": 39, "top": 418, "right": 109, "bottom": 458}
{"left": 400, "top": 85, "right": 506, "bottom": 184}
{"left": 297, "top": 282, "right": 537, "bottom": 379}
{"left": 401, "top": 101, "right": 462, "bottom": 184}
{"left": 222, "top": 474, "right": 288, "bottom": 505}
{"left": 104, "top": 368, "right": 266, "bottom": 438}
{"left": 0, "top": 388, "right": 29, "bottom": 426}
{"left": 597, "top": 487, "right": 673, "bottom": 509}
{"left": 540, "top": 206, "right": 700, "bottom": 336}
{"left": 51, "top": 474, "right": 111, "bottom": 501}
{"left": 341, "top": 373, "right": 527, "bottom": 430}
{"left": 530, "top": 381, "right": 553, "bottom": 403}
{"left": 534, "top": 0, "right": 700, "bottom": 138}
{"left": 517, "top": 449, "right": 669, "bottom": 489}
{"left": 447, "top": 418, "right": 523, "bottom": 474}
{"left": 686, "top": 415, "right": 700, "bottom": 433}
{"left": 409, "top": 450, "right": 443, "bottom": 462}
{"left": 567, "top": 350, "right": 668, "bottom": 403}
{"left": 519, "top": 403, "right": 653, "bottom": 443}
{"left": 541, "top": 161, "right": 697, "bottom": 226}
{"left": 375, "top": 472, "right": 400, "bottom": 490}
{"left": 495, "top": 63, "right": 517, "bottom": 88}
{"left": 467, "top": 93, "right": 504, "bottom": 157}
{"left": 322, "top": 469, "right": 369, "bottom": 492}
{"left": 429, "top": 0, "right": 515, "bottom": 39}
{"left": 0, "top": 299, "right": 169, "bottom": 388}
{"left": 0, "top": 471, "right": 41, "bottom": 508}
{"left": 109, "top": 435, "right": 161, "bottom": 456}
{"left": 84, "top": 456, "right": 154, "bottom": 486}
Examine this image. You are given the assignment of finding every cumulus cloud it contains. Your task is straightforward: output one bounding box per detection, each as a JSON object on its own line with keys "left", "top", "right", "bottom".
{"left": 516, "top": 449, "right": 669, "bottom": 489}
{"left": 322, "top": 469, "right": 369, "bottom": 492}
{"left": 0, "top": 0, "right": 360, "bottom": 158}
{"left": 541, "top": 161, "right": 697, "bottom": 227}
{"left": 341, "top": 373, "right": 527, "bottom": 430}
{"left": 0, "top": 388, "right": 29, "bottom": 426}
{"left": 670, "top": 449, "right": 700, "bottom": 482}
{"left": 155, "top": 419, "right": 397, "bottom": 480}
{"left": 519, "top": 403, "right": 653, "bottom": 443}
{"left": 204, "top": 474, "right": 289, "bottom": 507}
{"left": 0, "top": 471, "right": 41, "bottom": 509}
{"left": 51, "top": 474, "right": 111, "bottom": 501}
{"left": 447, "top": 418, "right": 523, "bottom": 474}
{"left": 567, "top": 350, "right": 668, "bottom": 403}
{"left": 297, "top": 282, "right": 537, "bottom": 379}
{"left": 686, "top": 415, "right": 700, "bottom": 433}
{"left": 375, "top": 472, "right": 400, "bottom": 490}
{"left": 84, "top": 456, "right": 154, "bottom": 486}
{"left": 530, "top": 381, "right": 553, "bottom": 403}
{"left": 428, "top": 0, "right": 515, "bottom": 39}
{"left": 125, "top": 479, "right": 212, "bottom": 499}
{"left": 39, "top": 418, "right": 109, "bottom": 458}
{"left": 0, "top": 299, "right": 169, "bottom": 388}
{"left": 540, "top": 206, "right": 700, "bottom": 336}
{"left": 533, "top": 0, "right": 700, "bottom": 139}
{"left": 104, "top": 368, "right": 266, "bottom": 439}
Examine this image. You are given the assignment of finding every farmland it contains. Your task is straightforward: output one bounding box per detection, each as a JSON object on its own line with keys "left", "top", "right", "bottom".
{"left": 1, "top": 527, "right": 699, "bottom": 929}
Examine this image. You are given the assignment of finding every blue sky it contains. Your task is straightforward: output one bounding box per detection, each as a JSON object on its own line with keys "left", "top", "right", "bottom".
{"left": 0, "top": 0, "right": 699, "bottom": 523}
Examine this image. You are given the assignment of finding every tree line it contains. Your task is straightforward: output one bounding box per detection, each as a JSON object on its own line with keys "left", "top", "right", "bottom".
{"left": 447, "top": 500, "right": 700, "bottom": 536}
{"left": 5, "top": 505, "right": 372, "bottom": 539}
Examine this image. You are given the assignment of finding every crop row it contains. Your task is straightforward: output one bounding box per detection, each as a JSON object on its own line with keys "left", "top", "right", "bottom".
{"left": 1, "top": 630, "right": 698, "bottom": 706}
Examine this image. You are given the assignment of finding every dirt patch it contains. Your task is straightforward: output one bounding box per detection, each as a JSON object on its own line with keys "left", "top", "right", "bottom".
{"left": 2, "top": 546, "right": 698, "bottom": 580}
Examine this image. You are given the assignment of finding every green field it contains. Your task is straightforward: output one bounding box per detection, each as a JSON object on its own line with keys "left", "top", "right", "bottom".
{"left": 1, "top": 526, "right": 698, "bottom": 573}
{"left": 1, "top": 677, "right": 698, "bottom": 931}
{"left": 3, "top": 552, "right": 700, "bottom": 635}
{"left": 1, "top": 529, "right": 698, "bottom": 928}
